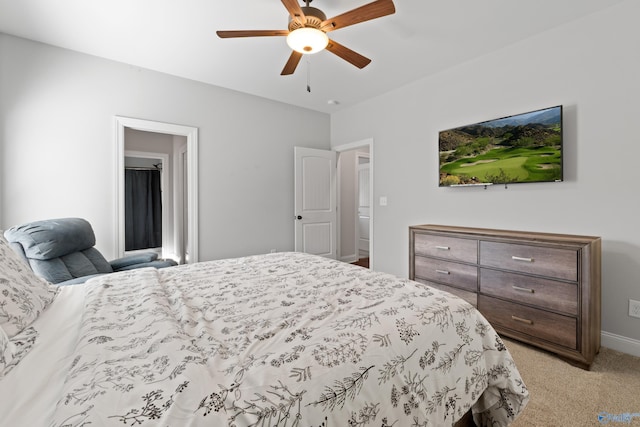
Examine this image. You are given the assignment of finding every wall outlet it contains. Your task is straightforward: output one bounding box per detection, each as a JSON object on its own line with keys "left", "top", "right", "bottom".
{"left": 629, "top": 299, "right": 640, "bottom": 319}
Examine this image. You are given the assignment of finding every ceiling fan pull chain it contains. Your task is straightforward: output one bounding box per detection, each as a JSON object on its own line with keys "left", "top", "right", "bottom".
{"left": 306, "top": 56, "right": 311, "bottom": 93}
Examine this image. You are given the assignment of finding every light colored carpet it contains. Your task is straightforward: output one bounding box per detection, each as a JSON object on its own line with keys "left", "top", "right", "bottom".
{"left": 504, "top": 338, "right": 640, "bottom": 426}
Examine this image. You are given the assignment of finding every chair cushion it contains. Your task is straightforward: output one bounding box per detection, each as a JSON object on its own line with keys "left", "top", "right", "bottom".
{"left": 4, "top": 218, "right": 96, "bottom": 260}
{"left": 29, "top": 248, "right": 114, "bottom": 284}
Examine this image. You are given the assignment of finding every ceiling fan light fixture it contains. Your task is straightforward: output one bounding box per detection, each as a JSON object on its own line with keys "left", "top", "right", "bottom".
{"left": 286, "top": 28, "right": 328, "bottom": 54}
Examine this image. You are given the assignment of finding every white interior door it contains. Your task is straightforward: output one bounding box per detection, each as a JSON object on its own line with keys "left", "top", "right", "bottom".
{"left": 294, "top": 147, "right": 337, "bottom": 259}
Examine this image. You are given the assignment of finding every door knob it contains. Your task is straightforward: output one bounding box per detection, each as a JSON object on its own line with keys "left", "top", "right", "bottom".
{"left": 296, "top": 215, "right": 302, "bottom": 220}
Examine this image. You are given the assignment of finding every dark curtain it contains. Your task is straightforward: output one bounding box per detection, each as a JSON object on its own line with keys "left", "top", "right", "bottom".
{"left": 125, "top": 169, "right": 162, "bottom": 251}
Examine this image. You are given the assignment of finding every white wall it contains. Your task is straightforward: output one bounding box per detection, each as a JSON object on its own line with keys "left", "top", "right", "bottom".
{"left": 0, "top": 33, "right": 330, "bottom": 261}
{"left": 331, "top": 0, "right": 640, "bottom": 345}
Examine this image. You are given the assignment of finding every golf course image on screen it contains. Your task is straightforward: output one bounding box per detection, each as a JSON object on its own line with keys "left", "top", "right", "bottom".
{"left": 439, "top": 106, "right": 562, "bottom": 187}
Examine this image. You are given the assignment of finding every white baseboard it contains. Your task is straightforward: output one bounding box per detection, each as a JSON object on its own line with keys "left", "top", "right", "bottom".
{"left": 340, "top": 254, "right": 358, "bottom": 264}
{"left": 601, "top": 331, "right": 640, "bottom": 357}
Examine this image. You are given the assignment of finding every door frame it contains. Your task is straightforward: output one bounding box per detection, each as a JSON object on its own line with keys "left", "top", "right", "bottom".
{"left": 334, "top": 138, "right": 374, "bottom": 269}
{"left": 176, "top": 143, "right": 189, "bottom": 264}
{"left": 356, "top": 153, "right": 370, "bottom": 260}
{"left": 114, "top": 116, "right": 199, "bottom": 263}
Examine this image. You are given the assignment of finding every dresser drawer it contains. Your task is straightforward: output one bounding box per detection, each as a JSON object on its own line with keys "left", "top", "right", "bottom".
{"left": 415, "top": 278, "right": 478, "bottom": 307}
{"left": 480, "top": 241, "right": 578, "bottom": 281}
{"left": 478, "top": 295, "right": 577, "bottom": 349}
{"left": 411, "top": 224, "right": 600, "bottom": 369}
{"left": 480, "top": 269, "right": 578, "bottom": 315}
{"left": 414, "top": 233, "right": 477, "bottom": 264}
{"left": 414, "top": 256, "right": 477, "bottom": 292}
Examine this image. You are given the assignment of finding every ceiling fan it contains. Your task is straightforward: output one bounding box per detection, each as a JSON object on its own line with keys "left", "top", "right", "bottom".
{"left": 216, "top": 0, "right": 396, "bottom": 75}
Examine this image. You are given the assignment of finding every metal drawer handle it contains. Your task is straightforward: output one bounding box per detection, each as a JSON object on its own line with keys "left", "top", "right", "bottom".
{"left": 512, "top": 256, "right": 534, "bottom": 263}
{"left": 435, "top": 269, "right": 450, "bottom": 275}
{"left": 435, "top": 246, "right": 450, "bottom": 251}
{"left": 511, "top": 315, "right": 533, "bottom": 325}
{"left": 512, "top": 286, "right": 535, "bottom": 294}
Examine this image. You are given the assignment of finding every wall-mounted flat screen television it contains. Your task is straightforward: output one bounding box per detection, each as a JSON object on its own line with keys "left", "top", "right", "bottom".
{"left": 439, "top": 105, "right": 563, "bottom": 187}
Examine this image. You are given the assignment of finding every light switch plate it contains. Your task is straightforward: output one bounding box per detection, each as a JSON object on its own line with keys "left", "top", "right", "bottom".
{"left": 630, "top": 299, "right": 640, "bottom": 319}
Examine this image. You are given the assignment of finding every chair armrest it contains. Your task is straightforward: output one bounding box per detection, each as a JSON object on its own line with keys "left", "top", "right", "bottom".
{"left": 110, "top": 252, "right": 159, "bottom": 270}
{"left": 113, "top": 259, "right": 178, "bottom": 271}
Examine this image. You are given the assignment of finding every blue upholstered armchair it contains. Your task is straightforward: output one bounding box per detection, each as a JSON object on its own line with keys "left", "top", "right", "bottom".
{"left": 4, "top": 218, "right": 177, "bottom": 285}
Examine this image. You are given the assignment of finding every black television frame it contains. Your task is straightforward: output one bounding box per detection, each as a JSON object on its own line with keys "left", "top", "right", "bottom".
{"left": 438, "top": 105, "right": 563, "bottom": 187}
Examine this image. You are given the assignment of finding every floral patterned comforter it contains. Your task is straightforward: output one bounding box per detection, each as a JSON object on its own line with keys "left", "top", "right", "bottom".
{"left": 51, "top": 252, "right": 528, "bottom": 426}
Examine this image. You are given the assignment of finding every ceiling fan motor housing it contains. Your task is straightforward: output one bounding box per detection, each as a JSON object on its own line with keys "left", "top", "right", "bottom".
{"left": 288, "top": 7, "right": 327, "bottom": 31}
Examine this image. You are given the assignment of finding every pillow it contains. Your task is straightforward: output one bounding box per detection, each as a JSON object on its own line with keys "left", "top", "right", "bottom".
{"left": 0, "top": 326, "right": 14, "bottom": 376}
{"left": 0, "top": 326, "right": 38, "bottom": 379}
{"left": 0, "top": 232, "right": 58, "bottom": 338}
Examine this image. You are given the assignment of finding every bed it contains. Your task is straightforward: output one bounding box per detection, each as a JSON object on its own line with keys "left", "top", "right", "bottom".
{"left": 1, "top": 243, "right": 529, "bottom": 426}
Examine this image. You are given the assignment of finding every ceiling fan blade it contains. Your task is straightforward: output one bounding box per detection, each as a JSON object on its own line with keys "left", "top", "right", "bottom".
{"left": 281, "top": 51, "right": 303, "bottom": 75}
{"left": 325, "top": 39, "right": 372, "bottom": 69}
{"left": 216, "top": 30, "right": 289, "bottom": 38}
{"left": 281, "top": 0, "right": 306, "bottom": 25}
{"left": 320, "top": 0, "right": 395, "bottom": 32}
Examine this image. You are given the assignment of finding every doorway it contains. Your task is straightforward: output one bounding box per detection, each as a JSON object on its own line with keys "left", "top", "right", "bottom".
{"left": 114, "top": 116, "right": 199, "bottom": 263}
{"left": 292, "top": 139, "right": 373, "bottom": 268}
{"left": 124, "top": 150, "right": 169, "bottom": 257}
{"left": 335, "top": 139, "right": 374, "bottom": 269}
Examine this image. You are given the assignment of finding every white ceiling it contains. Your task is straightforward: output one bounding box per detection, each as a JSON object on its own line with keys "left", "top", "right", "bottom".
{"left": 0, "top": 0, "right": 624, "bottom": 114}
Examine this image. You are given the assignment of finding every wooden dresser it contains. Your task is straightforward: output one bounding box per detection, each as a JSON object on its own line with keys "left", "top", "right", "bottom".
{"left": 409, "top": 224, "right": 601, "bottom": 369}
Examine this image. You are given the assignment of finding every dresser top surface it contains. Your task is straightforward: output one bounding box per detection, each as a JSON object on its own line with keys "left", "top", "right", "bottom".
{"left": 410, "top": 224, "right": 601, "bottom": 245}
